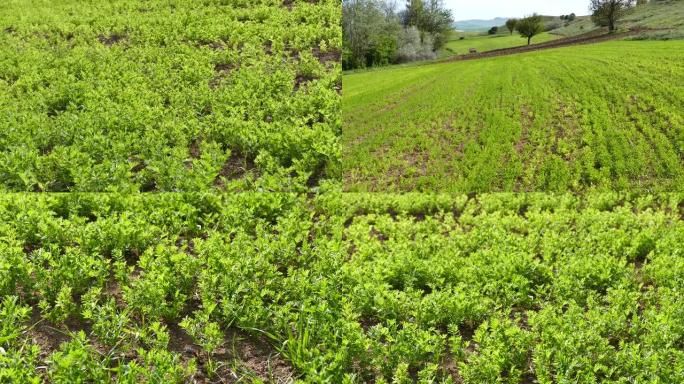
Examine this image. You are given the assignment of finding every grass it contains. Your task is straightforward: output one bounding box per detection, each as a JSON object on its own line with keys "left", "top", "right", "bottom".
{"left": 443, "top": 32, "right": 561, "bottom": 56}
{"left": 0, "top": 0, "right": 341, "bottom": 192}
{"left": 343, "top": 40, "right": 684, "bottom": 192}
{"left": 3, "top": 193, "right": 684, "bottom": 383}
{"left": 553, "top": 0, "right": 684, "bottom": 38}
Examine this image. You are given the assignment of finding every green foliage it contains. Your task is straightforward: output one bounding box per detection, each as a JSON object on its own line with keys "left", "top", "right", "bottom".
{"left": 516, "top": 14, "right": 544, "bottom": 45}
{"left": 505, "top": 18, "right": 518, "bottom": 35}
{"left": 2, "top": 193, "right": 684, "bottom": 382}
{"left": 0, "top": 0, "right": 341, "bottom": 192}
{"left": 591, "top": 0, "right": 637, "bottom": 31}
{"left": 343, "top": 41, "right": 684, "bottom": 192}
{"left": 342, "top": 0, "right": 453, "bottom": 69}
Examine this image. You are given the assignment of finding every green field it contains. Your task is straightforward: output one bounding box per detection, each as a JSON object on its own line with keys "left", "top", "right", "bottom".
{"left": 343, "top": 41, "right": 684, "bottom": 192}
{"left": 3, "top": 193, "right": 684, "bottom": 382}
{"left": 0, "top": 0, "right": 341, "bottom": 192}
{"left": 443, "top": 32, "right": 560, "bottom": 56}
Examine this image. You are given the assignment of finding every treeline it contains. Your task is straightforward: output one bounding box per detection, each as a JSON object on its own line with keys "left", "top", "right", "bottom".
{"left": 342, "top": 0, "right": 454, "bottom": 70}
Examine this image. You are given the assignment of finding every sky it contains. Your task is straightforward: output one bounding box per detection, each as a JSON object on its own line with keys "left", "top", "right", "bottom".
{"left": 444, "top": 0, "right": 590, "bottom": 20}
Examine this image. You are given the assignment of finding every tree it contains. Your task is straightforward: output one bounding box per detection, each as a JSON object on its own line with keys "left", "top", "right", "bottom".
{"left": 505, "top": 18, "right": 518, "bottom": 35}
{"left": 589, "top": 0, "right": 635, "bottom": 31}
{"left": 343, "top": 0, "right": 401, "bottom": 69}
{"left": 516, "top": 14, "right": 544, "bottom": 45}
{"left": 402, "top": 0, "right": 454, "bottom": 50}
{"left": 488, "top": 26, "right": 498, "bottom": 35}
{"left": 342, "top": 0, "right": 452, "bottom": 69}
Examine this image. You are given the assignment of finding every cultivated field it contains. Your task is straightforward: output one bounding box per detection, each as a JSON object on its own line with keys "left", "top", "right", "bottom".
{"left": 0, "top": 0, "right": 341, "bottom": 192}
{"left": 343, "top": 41, "right": 684, "bottom": 192}
{"left": 443, "top": 32, "right": 560, "bottom": 56}
{"left": 2, "top": 193, "right": 684, "bottom": 382}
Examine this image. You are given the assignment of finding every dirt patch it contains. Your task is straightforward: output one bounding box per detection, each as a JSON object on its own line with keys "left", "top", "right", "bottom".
{"left": 189, "top": 139, "right": 201, "bottom": 159}
{"left": 229, "top": 330, "right": 294, "bottom": 383}
{"left": 210, "top": 63, "right": 238, "bottom": 89}
{"left": 25, "top": 307, "right": 105, "bottom": 361}
{"left": 509, "top": 308, "right": 531, "bottom": 331}
{"left": 458, "top": 322, "right": 477, "bottom": 344}
{"left": 442, "top": 342, "right": 464, "bottom": 384}
{"left": 102, "top": 277, "right": 127, "bottom": 309}
{"left": 167, "top": 323, "right": 294, "bottom": 383}
{"left": 370, "top": 226, "right": 388, "bottom": 242}
{"left": 293, "top": 73, "right": 318, "bottom": 92}
{"left": 98, "top": 32, "right": 127, "bottom": 46}
{"left": 213, "top": 150, "right": 255, "bottom": 187}
{"left": 282, "top": 0, "right": 317, "bottom": 10}
{"left": 201, "top": 40, "right": 225, "bottom": 50}
{"left": 26, "top": 310, "right": 73, "bottom": 360}
{"left": 129, "top": 156, "right": 146, "bottom": 173}
{"left": 400, "top": 148, "right": 429, "bottom": 179}
{"left": 263, "top": 40, "right": 273, "bottom": 55}
{"left": 312, "top": 47, "right": 341, "bottom": 65}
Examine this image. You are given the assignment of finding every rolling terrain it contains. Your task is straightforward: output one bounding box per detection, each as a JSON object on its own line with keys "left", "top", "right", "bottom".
{"left": 343, "top": 40, "right": 684, "bottom": 192}
{"left": 443, "top": 32, "right": 561, "bottom": 56}
{"left": 439, "top": 1, "right": 683, "bottom": 60}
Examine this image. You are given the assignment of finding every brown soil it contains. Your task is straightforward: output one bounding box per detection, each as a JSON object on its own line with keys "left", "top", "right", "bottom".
{"left": 369, "top": 226, "right": 388, "bottom": 242}
{"left": 167, "top": 323, "right": 294, "bottom": 383}
{"left": 293, "top": 73, "right": 318, "bottom": 91}
{"left": 189, "top": 139, "right": 201, "bottom": 159}
{"left": 312, "top": 47, "right": 341, "bottom": 65}
{"left": 213, "top": 150, "right": 255, "bottom": 187}
{"left": 98, "top": 32, "right": 126, "bottom": 46}
{"left": 444, "top": 28, "right": 647, "bottom": 63}
{"left": 25, "top": 304, "right": 293, "bottom": 383}
{"left": 130, "top": 156, "right": 146, "bottom": 173}
{"left": 210, "top": 63, "right": 238, "bottom": 89}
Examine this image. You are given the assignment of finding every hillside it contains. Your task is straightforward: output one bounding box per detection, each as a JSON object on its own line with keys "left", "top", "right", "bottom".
{"left": 443, "top": 32, "right": 561, "bottom": 56}
{"left": 452, "top": 17, "right": 509, "bottom": 32}
{"left": 442, "top": 1, "right": 684, "bottom": 60}
{"left": 343, "top": 41, "right": 684, "bottom": 192}
{"left": 553, "top": 0, "right": 684, "bottom": 38}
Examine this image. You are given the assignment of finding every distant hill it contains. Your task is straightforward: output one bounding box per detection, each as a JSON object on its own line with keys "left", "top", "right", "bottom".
{"left": 452, "top": 18, "right": 509, "bottom": 32}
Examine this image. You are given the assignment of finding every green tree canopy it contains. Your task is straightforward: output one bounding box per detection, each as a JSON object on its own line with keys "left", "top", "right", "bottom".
{"left": 516, "top": 14, "right": 544, "bottom": 45}
{"left": 590, "top": 0, "right": 636, "bottom": 31}
{"left": 506, "top": 18, "right": 518, "bottom": 35}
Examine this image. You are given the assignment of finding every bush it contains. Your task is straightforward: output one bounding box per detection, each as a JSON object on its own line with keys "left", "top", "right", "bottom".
{"left": 396, "top": 27, "right": 436, "bottom": 63}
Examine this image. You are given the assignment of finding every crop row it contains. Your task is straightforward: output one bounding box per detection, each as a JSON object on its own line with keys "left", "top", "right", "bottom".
{"left": 2, "top": 193, "right": 684, "bottom": 382}
{"left": 343, "top": 41, "right": 684, "bottom": 192}
{"left": 0, "top": 0, "right": 341, "bottom": 192}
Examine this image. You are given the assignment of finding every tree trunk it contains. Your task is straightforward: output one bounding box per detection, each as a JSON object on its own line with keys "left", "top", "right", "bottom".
{"left": 527, "top": 36, "right": 531, "bottom": 45}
